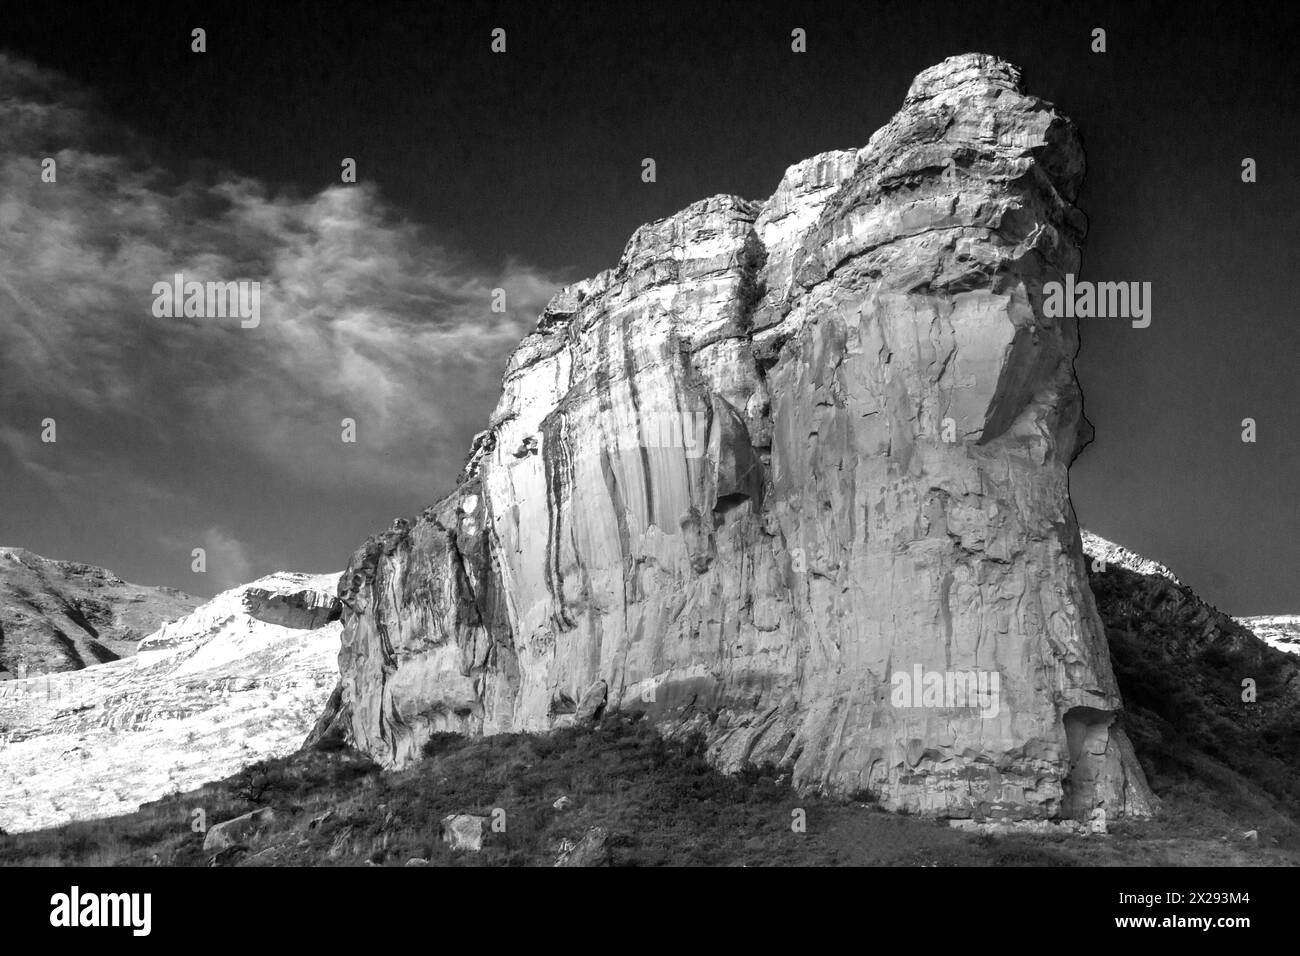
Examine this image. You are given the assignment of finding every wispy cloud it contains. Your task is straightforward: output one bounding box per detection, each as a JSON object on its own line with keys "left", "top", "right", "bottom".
{"left": 0, "top": 424, "right": 78, "bottom": 496}
{"left": 197, "top": 527, "right": 262, "bottom": 593}
{"left": 0, "top": 53, "right": 567, "bottom": 583}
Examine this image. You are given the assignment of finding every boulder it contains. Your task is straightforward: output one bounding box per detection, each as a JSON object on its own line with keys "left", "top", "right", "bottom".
{"left": 203, "top": 807, "right": 275, "bottom": 852}
{"left": 554, "top": 827, "right": 611, "bottom": 867}
{"left": 574, "top": 680, "right": 607, "bottom": 724}
{"left": 440, "top": 814, "right": 487, "bottom": 852}
{"left": 207, "top": 845, "right": 247, "bottom": 867}
{"left": 242, "top": 586, "right": 342, "bottom": 630}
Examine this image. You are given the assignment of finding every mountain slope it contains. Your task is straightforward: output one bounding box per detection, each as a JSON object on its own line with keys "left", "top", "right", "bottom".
{"left": 1235, "top": 616, "right": 1300, "bottom": 656}
{"left": 1, "top": 535, "right": 1294, "bottom": 863}
{"left": 1082, "top": 533, "right": 1300, "bottom": 838}
{"left": 0, "top": 546, "right": 201, "bottom": 678}
{"left": 0, "top": 571, "right": 341, "bottom": 832}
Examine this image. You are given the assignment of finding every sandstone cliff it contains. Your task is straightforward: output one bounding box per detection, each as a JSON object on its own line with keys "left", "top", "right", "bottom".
{"left": 312, "top": 54, "right": 1154, "bottom": 820}
{"left": 0, "top": 571, "right": 341, "bottom": 832}
{"left": 0, "top": 546, "right": 201, "bottom": 678}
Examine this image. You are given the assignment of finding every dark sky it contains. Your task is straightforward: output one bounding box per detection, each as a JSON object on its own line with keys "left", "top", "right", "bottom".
{"left": 1, "top": 0, "right": 1296, "bottom": 613}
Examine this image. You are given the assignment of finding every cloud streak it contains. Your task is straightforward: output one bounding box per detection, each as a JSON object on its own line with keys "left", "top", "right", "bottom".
{"left": 0, "top": 53, "right": 567, "bottom": 587}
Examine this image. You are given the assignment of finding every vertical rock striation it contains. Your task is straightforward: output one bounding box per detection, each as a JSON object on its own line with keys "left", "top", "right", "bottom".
{"left": 313, "top": 54, "right": 1153, "bottom": 820}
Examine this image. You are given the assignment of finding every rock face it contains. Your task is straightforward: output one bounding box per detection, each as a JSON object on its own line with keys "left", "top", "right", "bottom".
{"left": 0, "top": 571, "right": 341, "bottom": 833}
{"left": 0, "top": 547, "right": 201, "bottom": 678}
{"left": 242, "top": 585, "right": 342, "bottom": 631}
{"left": 314, "top": 54, "right": 1153, "bottom": 820}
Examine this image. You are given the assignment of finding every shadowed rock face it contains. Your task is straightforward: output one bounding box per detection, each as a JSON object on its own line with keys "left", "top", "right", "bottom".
{"left": 314, "top": 54, "right": 1154, "bottom": 820}
{"left": 242, "top": 586, "right": 342, "bottom": 630}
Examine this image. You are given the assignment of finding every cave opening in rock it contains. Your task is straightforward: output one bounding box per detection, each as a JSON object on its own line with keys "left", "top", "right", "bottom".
{"left": 712, "top": 491, "right": 751, "bottom": 516}
{"left": 1061, "top": 705, "right": 1116, "bottom": 820}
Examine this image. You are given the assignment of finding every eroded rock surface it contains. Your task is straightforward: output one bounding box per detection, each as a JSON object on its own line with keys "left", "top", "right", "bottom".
{"left": 314, "top": 54, "right": 1153, "bottom": 820}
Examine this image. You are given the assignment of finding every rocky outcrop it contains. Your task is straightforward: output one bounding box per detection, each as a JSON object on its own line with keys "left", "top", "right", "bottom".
{"left": 0, "top": 547, "right": 201, "bottom": 678}
{"left": 1081, "top": 531, "right": 1181, "bottom": 585}
{"left": 315, "top": 54, "right": 1154, "bottom": 821}
{"left": 242, "top": 585, "right": 342, "bottom": 631}
{"left": 0, "top": 571, "right": 341, "bottom": 833}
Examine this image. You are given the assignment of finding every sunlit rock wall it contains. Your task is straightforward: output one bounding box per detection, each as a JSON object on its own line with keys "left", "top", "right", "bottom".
{"left": 313, "top": 54, "right": 1153, "bottom": 821}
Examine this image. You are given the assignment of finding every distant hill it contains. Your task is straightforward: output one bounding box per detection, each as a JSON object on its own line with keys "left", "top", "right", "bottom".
{"left": 1083, "top": 533, "right": 1300, "bottom": 845}
{"left": 0, "top": 547, "right": 201, "bottom": 678}
{"left": 1235, "top": 616, "right": 1300, "bottom": 657}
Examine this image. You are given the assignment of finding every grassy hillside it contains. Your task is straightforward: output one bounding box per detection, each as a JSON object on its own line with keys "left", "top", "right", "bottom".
{"left": 1091, "top": 561, "right": 1300, "bottom": 852}
{"left": 2, "top": 560, "right": 1297, "bottom": 867}
{"left": 1, "top": 713, "right": 1292, "bottom": 867}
